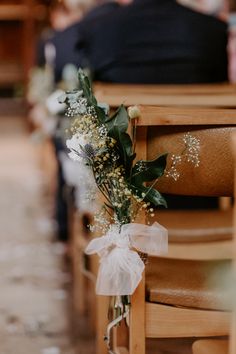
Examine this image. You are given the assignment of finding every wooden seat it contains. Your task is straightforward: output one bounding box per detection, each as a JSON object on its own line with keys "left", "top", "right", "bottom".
{"left": 146, "top": 257, "right": 231, "bottom": 311}
{"left": 120, "top": 106, "right": 236, "bottom": 354}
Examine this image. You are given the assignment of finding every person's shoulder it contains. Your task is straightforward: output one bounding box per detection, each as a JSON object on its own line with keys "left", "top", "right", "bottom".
{"left": 48, "top": 21, "right": 82, "bottom": 45}
{"left": 83, "top": 2, "right": 120, "bottom": 22}
{"left": 175, "top": 1, "right": 228, "bottom": 29}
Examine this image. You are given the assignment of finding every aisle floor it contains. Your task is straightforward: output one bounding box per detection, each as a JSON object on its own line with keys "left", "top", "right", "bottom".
{"left": 0, "top": 112, "right": 91, "bottom": 354}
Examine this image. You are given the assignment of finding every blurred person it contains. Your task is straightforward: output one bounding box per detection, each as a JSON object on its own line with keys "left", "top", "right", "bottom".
{"left": 31, "top": 1, "right": 96, "bottom": 243}
{"left": 76, "top": 0, "right": 228, "bottom": 83}
{"left": 50, "top": 1, "right": 81, "bottom": 30}
{"left": 37, "top": 0, "right": 83, "bottom": 68}
{"left": 37, "top": 0, "right": 97, "bottom": 78}
{"left": 48, "top": 0, "right": 94, "bottom": 31}
{"left": 48, "top": 0, "right": 132, "bottom": 82}
{"left": 42, "top": 0, "right": 133, "bottom": 243}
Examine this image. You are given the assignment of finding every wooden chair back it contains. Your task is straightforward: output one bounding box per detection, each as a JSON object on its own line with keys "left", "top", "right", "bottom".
{"left": 136, "top": 106, "right": 236, "bottom": 197}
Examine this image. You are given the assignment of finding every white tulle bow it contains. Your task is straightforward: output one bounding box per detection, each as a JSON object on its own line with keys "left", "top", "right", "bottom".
{"left": 85, "top": 222, "right": 168, "bottom": 296}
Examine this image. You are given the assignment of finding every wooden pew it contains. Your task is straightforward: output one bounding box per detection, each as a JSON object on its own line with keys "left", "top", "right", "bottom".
{"left": 72, "top": 85, "right": 236, "bottom": 354}
{"left": 124, "top": 105, "right": 236, "bottom": 354}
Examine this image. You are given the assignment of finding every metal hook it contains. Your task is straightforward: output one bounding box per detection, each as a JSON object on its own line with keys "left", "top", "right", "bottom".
{"left": 104, "top": 307, "right": 129, "bottom": 353}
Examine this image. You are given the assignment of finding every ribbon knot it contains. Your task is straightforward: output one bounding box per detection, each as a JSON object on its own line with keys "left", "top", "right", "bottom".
{"left": 107, "top": 225, "right": 128, "bottom": 246}
{"left": 85, "top": 222, "right": 168, "bottom": 296}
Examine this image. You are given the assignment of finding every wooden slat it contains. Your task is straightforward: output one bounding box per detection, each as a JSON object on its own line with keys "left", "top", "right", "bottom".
{"left": 192, "top": 339, "right": 228, "bottom": 354}
{"left": 0, "top": 4, "right": 47, "bottom": 21}
{"left": 166, "top": 240, "right": 232, "bottom": 260}
{"left": 113, "top": 321, "right": 129, "bottom": 351}
{"left": 94, "top": 82, "right": 236, "bottom": 95}
{"left": 229, "top": 132, "right": 236, "bottom": 354}
{"left": 94, "top": 83, "right": 236, "bottom": 108}
{"left": 95, "top": 92, "right": 236, "bottom": 108}
{"left": 0, "top": 5, "right": 28, "bottom": 20}
{"left": 96, "top": 295, "right": 110, "bottom": 354}
{"left": 130, "top": 277, "right": 145, "bottom": 354}
{"left": 145, "top": 303, "right": 231, "bottom": 338}
{"left": 129, "top": 127, "right": 147, "bottom": 354}
{"left": 136, "top": 106, "right": 236, "bottom": 126}
{"left": 0, "top": 63, "right": 23, "bottom": 86}
{"left": 114, "top": 347, "right": 129, "bottom": 354}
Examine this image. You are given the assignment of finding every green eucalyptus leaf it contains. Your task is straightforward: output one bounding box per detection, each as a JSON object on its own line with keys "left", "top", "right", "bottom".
{"left": 95, "top": 106, "right": 107, "bottom": 123}
{"left": 105, "top": 105, "right": 129, "bottom": 133}
{"left": 120, "top": 133, "right": 136, "bottom": 175}
{"left": 105, "top": 105, "right": 135, "bottom": 175}
{"left": 129, "top": 184, "right": 167, "bottom": 208}
{"left": 131, "top": 153, "right": 168, "bottom": 185}
{"left": 78, "top": 69, "right": 97, "bottom": 107}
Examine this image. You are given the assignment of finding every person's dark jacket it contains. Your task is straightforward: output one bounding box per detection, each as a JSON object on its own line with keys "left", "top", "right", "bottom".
{"left": 77, "top": 0, "right": 228, "bottom": 83}
{"left": 37, "top": 2, "right": 120, "bottom": 83}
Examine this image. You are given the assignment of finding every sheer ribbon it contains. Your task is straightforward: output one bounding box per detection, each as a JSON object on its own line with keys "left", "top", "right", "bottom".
{"left": 85, "top": 222, "right": 168, "bottom": 296}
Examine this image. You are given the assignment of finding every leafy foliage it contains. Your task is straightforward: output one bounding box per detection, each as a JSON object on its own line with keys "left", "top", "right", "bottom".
{"left": 65, "top": 70, "right": 168, "bottom": 224}
{"left": 131, "top": 154, "right": 167, "bottom": 185}
{"left": 77, "top": 71, "right": 167, "bottom": 208}
{"left": 78, "top": 69, "right": 97, "bottom": 107}
{"left": 129, "top": 154, "right": 167, "bottom": 207}
{"left": 105, "top": 105, "right": 135, "bottom": 176}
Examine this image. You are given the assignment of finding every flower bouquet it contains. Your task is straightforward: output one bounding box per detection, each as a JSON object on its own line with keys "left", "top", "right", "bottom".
{"left": 60, "top": 70, "right": 169, "bottom": 288}
{"left": 60, "top": 70, "right": 200, "bottom": 323}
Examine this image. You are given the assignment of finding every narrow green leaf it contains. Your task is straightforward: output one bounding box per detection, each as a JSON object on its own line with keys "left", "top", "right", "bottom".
{"left": 95, "top": 106, "right": 107, "bottom": 123}
{"left": 78, "top": 69, "right": 97, "bottom": 106}
{"left": 129, "top": 184, "right": 167, "bottom": 208}
{"left": 105, "top": 105, "right": 129, "bottom": 133}
{"left": 105, "top": 105, "right": 135, "bottom": 175}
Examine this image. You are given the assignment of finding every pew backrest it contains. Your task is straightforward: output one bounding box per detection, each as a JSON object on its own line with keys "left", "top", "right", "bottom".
{"left": 94, "top": 83, "right": 236, "bottom": 109}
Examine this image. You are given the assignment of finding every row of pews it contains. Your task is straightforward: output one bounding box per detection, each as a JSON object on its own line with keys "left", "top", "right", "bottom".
{"left": 68, "top": 83, "right": 236, "bottom": 354}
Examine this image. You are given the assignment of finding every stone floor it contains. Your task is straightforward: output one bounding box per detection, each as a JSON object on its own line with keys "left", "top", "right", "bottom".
{"left": 0, "top": 112, "right": 94, "bottom": 354}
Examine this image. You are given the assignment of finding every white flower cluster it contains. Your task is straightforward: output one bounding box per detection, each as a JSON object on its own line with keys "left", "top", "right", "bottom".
{"left": 165, "top": 133, "right": 200, "bottom": 180}
{"left": 58, "top": 90, "right": 89, "bottom": 116}
{"left": 183, "top": 132, "right": 200, "bottom": 167}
